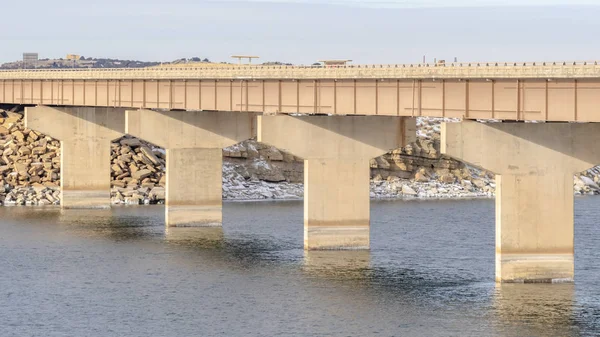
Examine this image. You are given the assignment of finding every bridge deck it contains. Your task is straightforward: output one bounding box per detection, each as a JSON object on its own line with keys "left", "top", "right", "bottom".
{"left": 1, "top": 62, "right": 600, "bottom": 122}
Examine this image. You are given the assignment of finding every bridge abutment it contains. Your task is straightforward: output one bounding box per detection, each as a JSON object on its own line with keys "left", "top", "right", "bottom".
{"left": 25, "top": 106, "right": 125, "bottom": 208}
{"left": 442, "top": 121, "right": 600, "bottom": 283}
{"left": 125, "top": 109, "right": 255, "bottom": 227}
{"left": 258, "top": 115, "right": 415, "bottom": 250}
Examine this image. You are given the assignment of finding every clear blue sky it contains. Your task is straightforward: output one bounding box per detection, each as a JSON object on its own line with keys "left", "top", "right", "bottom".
{"left": 1, "top": 0, "right": 599, "bottom": 64}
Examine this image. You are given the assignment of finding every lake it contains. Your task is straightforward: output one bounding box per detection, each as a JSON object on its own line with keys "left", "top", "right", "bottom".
{"left": 1, "top": 198, "right": 599, "bottom": 336}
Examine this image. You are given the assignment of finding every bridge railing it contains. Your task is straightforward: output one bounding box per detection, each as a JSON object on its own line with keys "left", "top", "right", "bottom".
{"left": 0, "top": 62, "right": 598, "bottom": 79}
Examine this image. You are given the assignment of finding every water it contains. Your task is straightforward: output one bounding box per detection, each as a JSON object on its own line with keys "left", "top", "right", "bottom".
{"left": 0, "top": 198, "right": 599, "bottom": 336}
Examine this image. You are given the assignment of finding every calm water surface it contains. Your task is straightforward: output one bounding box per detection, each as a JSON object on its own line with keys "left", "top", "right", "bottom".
{"left": 1, "top": 198, "right": 600, "bottom": 336}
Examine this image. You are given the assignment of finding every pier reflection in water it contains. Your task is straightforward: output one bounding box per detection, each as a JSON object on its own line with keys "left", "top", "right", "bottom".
{"left": 493, "top": 284, "right": 577, "bottom": 336}
{"left": 56, "top": 207, "right": 162, "bottom": 241}
{"left": 303, "top": 250, "right": 371, "bottom": 280}
{"left": 0, "top": 199, "right": 599, "bottom": 336}
{"left": 165, "top": 227, "right": 224, "bottom": 247}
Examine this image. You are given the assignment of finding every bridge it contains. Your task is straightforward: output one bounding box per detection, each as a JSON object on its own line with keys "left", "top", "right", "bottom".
{"left": 3, "top": 61, "right": 600, "bottom": 284}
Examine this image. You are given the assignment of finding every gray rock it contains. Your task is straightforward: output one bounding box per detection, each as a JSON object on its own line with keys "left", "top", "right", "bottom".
{"left": 401, "top": 185, "right": 417, "bottom": 195}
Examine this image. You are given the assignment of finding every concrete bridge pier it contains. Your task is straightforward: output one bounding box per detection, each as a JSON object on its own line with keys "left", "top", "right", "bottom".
{"left": 126, "top": 109, "right": 255, "bottom": 227}
{"left": 258, "top": 115, "right": 415, "bottom": 250}
{"left": 442, "top": 121, "right": 600, "bottom": 283}
{"left": 25, "top": 106, "right": 125, "bottom": 208}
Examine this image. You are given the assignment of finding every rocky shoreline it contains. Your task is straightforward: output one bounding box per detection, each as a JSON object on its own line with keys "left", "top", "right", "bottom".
{"left": 0, "top": 108, "right": 598, "bottom": 206}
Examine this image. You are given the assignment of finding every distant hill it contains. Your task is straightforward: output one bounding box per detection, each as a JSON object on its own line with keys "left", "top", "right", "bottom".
{"left": 0, "top": 57, "right": 162, "bottom": 69}
{"left": 0, "top": 56, "right": 294, "bottom": 70}
{"left": 0, "top": 56, "right": 216, "bottom": 70}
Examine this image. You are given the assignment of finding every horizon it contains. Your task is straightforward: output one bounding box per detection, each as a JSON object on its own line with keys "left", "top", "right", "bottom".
{"left": 2, "top": 1, "right": 600, "bottom": 64}
{"left": 240, "top": 0, "right": 600, "bottom": 8}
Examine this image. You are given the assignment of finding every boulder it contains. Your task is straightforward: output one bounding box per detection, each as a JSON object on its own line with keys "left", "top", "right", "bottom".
{"left": 402, "top": 185, "right": 418, "bottom": 195}
{"left": 414, "top": 168, "right": 430, "bottom": 182}
{"left": 248, "top": 160, "right": 285, "bottom": 182}
{"left": 139, "top": 149, "right": 158, "bottom": 166}
{"left": 580, "top": 176, "right": 600, "bottom": 190}
{"left": 118, "top": 154, "right": 132, "bottom": 163}
{"left": 150, "top": 187, "right": 165, "bottom": 200}
{"left": 4, "top": 112, "right": 23, "bottom": 124}
{"left": 472, "top": 179, "right": 487, "bottom": 189}
{"left": 132, "top": 169, "right": 152, "bottom": 180}
{"left": 281, "top": 152, "right": 296, "bottom": 163}
{"left": 258, "top": 147, "right": 284, "bottom": 161}
{"left": 31, "top": 183, "right": 46, "bottom": 193}
{"left": 129, "top": 163, "right": 139, "bottom": 174}
{"left": 111, "top": 180, "right": 126, "bottom": 188}
{"left": 111, "top": 164, "right": 123, "bottom": 175}
{"left": 438, "top": 173, "right": 456, "bottom": 184}
{"left": 120, "top": 138, "right": 142, "bottom": 147}
{"left": 31, "top": 146, "right": 46, "bottom": 155}
{"left": 12, "top": 131, "right": 25, "bottom": 142}
{"left": 374, "top": 157, "right": 391, "bottom": 170}
{"left": 14, "top": 162, "right": 28, "bottom": 176}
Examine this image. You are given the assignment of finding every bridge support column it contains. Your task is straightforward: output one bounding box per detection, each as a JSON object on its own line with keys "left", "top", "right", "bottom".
{"left": 442, "top": 121, "right": 600, "bottom": 283}
{"left": 25, "top": 106, "right": 125, "bottom": 208}
{"left": 165, "top": 148, "right": 222, "bottom": 226}
{"left": 126, "top": 109, "right": 255, "bottom": 227}
{"left": 258, "top": 115, "right": 415, "bottom": 250}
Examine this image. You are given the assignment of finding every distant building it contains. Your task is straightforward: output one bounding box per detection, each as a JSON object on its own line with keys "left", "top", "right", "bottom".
{"left": 22, "top": 53, "right": 39, "bottom": 69}
{"left": 318, "top": 59, "right": 352, "bottom": 67}
{"left": 231, "top": 55, "right": 259, "bottom": 65}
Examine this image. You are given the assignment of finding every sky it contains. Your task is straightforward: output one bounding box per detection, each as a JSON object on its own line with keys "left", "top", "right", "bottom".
{"left": 1, "top": 0, "right": 599, "bottom": 64}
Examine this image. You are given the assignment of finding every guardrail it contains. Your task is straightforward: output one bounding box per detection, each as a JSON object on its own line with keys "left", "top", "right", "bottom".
{"left": 0, "top": 61, "right": 599, "bottom": 80}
